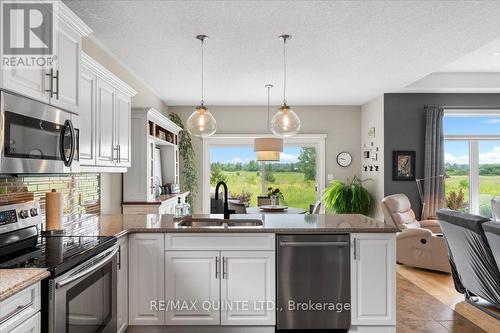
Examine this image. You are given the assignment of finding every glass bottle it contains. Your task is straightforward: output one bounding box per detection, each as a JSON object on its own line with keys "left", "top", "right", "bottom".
{"left": 182, "top": 196, "right": 191, "bottom": 216}
{"left": 175, "top": 197, "right": 183, "bottom": 217}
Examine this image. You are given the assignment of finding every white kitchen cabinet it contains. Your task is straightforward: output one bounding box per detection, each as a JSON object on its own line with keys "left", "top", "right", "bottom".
{"left": 0, "top": 283, "right": 41, "bottom": 333}
{"left": 49, "top": 19, "right": 81, "bottom": 114}
{"left": 1, "top": 66, "right": 49, "bottom": 104}
{"left": 79, "top": 66, "right": 96, "bottom": 164}
{"left": 0, "top": 2, "right": 91, "bottom": 112}
{"left": 123, "top": 108, "right": 182, "bottom": 204}
{"left": 8, "top": 312, "right": 41, "bottom": 333}
{"left": 117, "top": 236, "right": 129, "bottom": 333}
{"left": 115, "top": 92, "right": 132, "bottom": 166}
{"left": 220, "top": 251, "right": 275, "bottom": 326}
{"left": 162, "top": 234, "right": 276, "bottom": 327}
{"left": 79, "top": 53, "right": 136, "bottom": 172}
{"left": 96, "top": 77, "right": 116, "bottom": 166}
{"left": 165, "top": 251, "right": 220, "bottom": 325}
{"left": 128, "top": 233, "right": 164, "bottom": 326}
{"left": 351, "top": 233, "right": 396, "bottom": 326}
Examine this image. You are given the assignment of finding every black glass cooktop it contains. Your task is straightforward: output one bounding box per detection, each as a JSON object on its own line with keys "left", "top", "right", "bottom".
{"left": 0, "top": 233, "right": 116, "bottom": 276}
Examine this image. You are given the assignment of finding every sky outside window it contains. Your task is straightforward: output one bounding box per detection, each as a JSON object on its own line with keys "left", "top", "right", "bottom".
{"left": 444, "top": 116, "right": 500, "bottom": 164}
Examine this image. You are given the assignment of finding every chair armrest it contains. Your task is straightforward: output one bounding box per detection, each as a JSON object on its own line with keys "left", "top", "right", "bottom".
{"left": 398, "top": 227, "right": 433, "bottom": 240}
{"left": 420, "top": 219, "right": 442, "bottom": 233}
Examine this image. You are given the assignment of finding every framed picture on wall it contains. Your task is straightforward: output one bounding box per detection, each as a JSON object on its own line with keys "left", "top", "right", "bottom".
{"left": 392, "top": 150, "right": 416, "bottom": 181}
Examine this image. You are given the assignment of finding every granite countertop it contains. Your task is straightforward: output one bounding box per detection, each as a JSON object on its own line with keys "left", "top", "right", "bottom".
{"left": 0, "top": 268, "right": 50, "bottom": 302}
{"left": 64, "top": 213, "right": 398, "bottom": 238}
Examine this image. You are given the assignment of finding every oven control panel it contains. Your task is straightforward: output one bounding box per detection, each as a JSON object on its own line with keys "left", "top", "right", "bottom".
{"left": 0, "top": 209, "right": 17, "bottom": 225}
{"left": 0, "top": 201, "right": 41, "bottom": 233}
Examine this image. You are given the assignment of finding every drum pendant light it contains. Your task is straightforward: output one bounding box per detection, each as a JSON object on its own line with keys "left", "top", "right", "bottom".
{"left": 186, "top": 35, "right": 216, "bottom": 137}
{"left": 271, "top": 34, "right": 301, "bottom": 137}
{"left": 255, "top": 84, "right": 283, "bottom": 161}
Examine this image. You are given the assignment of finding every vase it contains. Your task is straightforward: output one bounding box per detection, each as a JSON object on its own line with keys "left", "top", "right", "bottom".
{"left": 270, "top": 194, "right": 279, "bottom": 206}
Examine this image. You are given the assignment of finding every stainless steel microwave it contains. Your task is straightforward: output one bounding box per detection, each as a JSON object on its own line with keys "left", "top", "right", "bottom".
{"left": 0, "top": 91, "right": 79, "bottom": 174}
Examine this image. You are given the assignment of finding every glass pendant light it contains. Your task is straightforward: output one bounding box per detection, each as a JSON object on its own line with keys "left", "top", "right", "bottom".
{"left": 271, "top": 34, "right": 301, "bottom": 137}
{"left": 254, "top": 84, "right": 283, "bottom": 161}
{"left": 186, "top": 35, "right": 216, "bottom": 137}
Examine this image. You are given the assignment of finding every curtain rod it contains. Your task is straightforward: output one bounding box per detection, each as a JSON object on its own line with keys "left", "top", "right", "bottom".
{"left": 425, "top": 105, "right": 500, "bottom": 110}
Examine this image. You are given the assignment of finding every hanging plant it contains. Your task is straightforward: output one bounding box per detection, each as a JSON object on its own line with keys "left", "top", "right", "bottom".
{"left": 169, "top": 113, "right": 198, "bottom": 207}
{"left": 323, "top": 176, "right": 372, "bottom": 215}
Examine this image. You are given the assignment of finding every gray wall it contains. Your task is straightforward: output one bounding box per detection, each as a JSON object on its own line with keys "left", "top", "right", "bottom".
{"left": 384, "top": 93, "right": 500, "bottom": 218}
{"left": 169, "top": 105, "right": 362, "bottom": 213}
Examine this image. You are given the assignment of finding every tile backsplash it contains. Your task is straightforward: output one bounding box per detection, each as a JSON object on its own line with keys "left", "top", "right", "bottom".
{"left": 0, "top": 174, "right": 100, "bottom": 222}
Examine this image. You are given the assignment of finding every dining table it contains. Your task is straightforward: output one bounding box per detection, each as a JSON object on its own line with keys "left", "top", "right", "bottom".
{"left": 246, "top": 207, "right": 307, "bottom": 214}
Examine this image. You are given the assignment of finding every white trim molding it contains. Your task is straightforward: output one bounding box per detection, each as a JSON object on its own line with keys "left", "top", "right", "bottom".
{"left": 201, "top": 134, "right": 326, "bottom": 213}
{"left": 444, "top": 110, "right": 500, "bottom": 215}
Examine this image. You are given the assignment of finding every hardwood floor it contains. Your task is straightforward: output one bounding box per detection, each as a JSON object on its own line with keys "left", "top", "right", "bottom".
{"left": 397, "top": 264, "right": 500, "bottom": 333}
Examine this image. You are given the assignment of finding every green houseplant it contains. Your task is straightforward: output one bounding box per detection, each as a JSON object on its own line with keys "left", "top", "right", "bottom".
{"left": 323, "top": 176, "right": 372, "bottom": 215}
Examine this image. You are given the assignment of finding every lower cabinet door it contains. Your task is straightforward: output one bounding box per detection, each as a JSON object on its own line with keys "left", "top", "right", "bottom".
{"left": 9, "top": 312, "right": 41, "bottom": 333}
{"left": 129, "top": 233, "right": 164, "bottom": 325}
{"left": 117, "top": 237, "right": 128, "bottom": 333}
{"left": 165, "top": 251, "right": 220, "bottom": 325}
{"left": 351, "top": 234, "right": 396, "bottom": 326}
{"left": 220, "top": 251, "right": 276, "bottom": 326}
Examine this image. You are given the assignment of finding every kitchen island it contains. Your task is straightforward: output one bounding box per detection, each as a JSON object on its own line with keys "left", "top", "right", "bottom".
{"left": 68, "top": 213, "right": 397, "bottom": 333}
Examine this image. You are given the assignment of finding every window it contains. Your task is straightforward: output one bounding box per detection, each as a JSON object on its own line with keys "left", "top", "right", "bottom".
{"left": 202, "top": 135, "right": 326, "bottom": 213}
{"left": 444, "top": 111, "right": 500, "bottom": 217}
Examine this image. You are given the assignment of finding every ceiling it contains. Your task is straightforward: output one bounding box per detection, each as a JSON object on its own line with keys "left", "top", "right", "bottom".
{"left": 64, "top": 0, "right": 500, "bottom": 106}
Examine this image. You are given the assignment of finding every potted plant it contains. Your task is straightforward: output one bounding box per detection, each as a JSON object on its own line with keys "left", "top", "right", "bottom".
{"left": 323, "top": 176, "right": 372, "bottom": 215}
{"left": 267, "top": 187, "right": 284, "bottom": 205}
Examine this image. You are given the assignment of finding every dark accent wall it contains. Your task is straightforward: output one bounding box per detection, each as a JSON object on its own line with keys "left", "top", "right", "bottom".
{"left": 384, "top": 93, "right": 500, "bottom": 218}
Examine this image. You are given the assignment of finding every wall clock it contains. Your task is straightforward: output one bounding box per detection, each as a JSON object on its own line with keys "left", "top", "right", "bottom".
{"left": 337, "top": 152, "right": 352, "bottom": 167}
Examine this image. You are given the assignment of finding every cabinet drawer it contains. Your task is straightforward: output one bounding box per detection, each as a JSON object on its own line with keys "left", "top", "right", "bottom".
{"left": 0, "top": 283, "right": 41, "bottom": 332}
{"left": 8, "top": 312, "right": 40, "bottom": 333}
{"left": 165, "top": 233, "right": 275, "bottom": 251}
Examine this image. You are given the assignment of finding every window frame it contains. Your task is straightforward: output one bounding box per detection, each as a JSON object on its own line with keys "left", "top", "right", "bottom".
{"left": 201, "top": 134, "right": 326, "bottom": 214}
{"left": 444, "top": 109, "right": 500, "bottom": 214}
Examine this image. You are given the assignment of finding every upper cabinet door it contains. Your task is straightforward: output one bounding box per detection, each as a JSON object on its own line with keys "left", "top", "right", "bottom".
{"left": 50, "top": 19, "right": 81, "bottom": 114}
{"left": 220, "top": 251, "right": 275, "bottom": 326}
{"left": 165, "top": 251, "right": 220, "bottom": 326}
{"left": 96, "top": 78, "right": 116, "bottom": 166}
{"left": 351, "top": 233, "right": 396, "bottom": 326}
{"left": 79, "top": 66, "right": 96, "bottom": 165}
{"left": 115, "top": 92, "right": 131, "bottom": 167}
{"left": 1, "top": 67, "right": 49, "bottom": 104}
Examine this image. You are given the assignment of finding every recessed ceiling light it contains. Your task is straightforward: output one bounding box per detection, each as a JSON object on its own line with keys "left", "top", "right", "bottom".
{"left": 492, "top": 51, "right": 500, "bottom": 56}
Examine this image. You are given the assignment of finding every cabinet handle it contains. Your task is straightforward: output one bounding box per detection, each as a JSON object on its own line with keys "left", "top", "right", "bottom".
{"left": 45, "top": 68, "right": 54, "bottom": 96}
{"left": 215, "top": 257, "right": 219, "bottom": 279}
{"left": 222, "top": 256, "right": 228, "bottom": 279}
{"left": 117, "top": 245, "right": 122, "bottom": 270}
{"left": 118, "top": 144, "right": 121, "bottom": 163}
{"left": 113, "top": 145, "right": 119, "bottom": 162}
{"left": 54, "top": 69, "right": 59, "bottom": 99}
{"left": 353, "top": 238, "right": 357, "bottom": 260}
{"left": 0, "top": 301, "right": 33, "bottom": 324}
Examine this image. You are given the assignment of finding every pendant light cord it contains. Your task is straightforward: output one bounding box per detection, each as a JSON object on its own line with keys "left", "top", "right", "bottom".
{"left": 282, "top": 37, "right": 287, "bottom": 105}
{"left": 201, "top": 38, "right": 204, "bottom": 106}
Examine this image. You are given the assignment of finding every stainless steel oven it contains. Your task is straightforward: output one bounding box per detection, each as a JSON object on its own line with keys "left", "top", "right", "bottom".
{"left": 0, "top": 91, "right": 79, "bottom": 174}
{"left": 47, "top": 246, "right": 118, "bottom": 333}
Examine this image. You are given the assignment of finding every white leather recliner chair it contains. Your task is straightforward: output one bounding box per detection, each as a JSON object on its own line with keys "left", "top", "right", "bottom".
{"left": 381, "top": 194, "right": 451, "bottom": 273}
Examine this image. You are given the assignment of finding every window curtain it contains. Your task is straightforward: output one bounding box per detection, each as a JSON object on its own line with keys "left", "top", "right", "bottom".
{"left": 423, "top": 106, "right": 445, "bottom": 219}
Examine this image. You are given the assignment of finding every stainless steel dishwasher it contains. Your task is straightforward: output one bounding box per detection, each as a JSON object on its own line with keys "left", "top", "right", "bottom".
{"left": 277, "top": 234, "right": 350, "bottom": 330}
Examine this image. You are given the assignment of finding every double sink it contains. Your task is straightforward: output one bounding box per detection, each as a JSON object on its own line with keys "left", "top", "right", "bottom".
{"left": 176, "top": 217, "right": 263, "bottom": 229}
